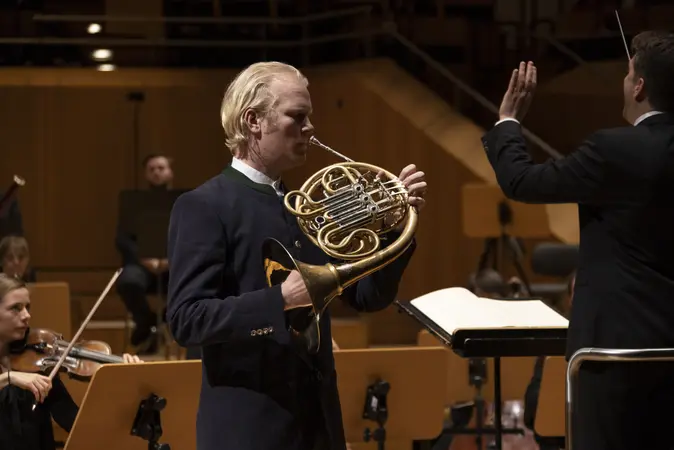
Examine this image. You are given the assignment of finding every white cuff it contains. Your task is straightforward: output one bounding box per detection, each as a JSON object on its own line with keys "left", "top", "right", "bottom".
{"left": 495, "top": 117, "right": 520, "bottom": 126}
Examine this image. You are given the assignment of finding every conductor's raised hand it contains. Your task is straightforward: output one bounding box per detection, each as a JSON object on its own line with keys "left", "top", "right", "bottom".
{"left": 498, "top": 61, "right": 537, "bottom": 122}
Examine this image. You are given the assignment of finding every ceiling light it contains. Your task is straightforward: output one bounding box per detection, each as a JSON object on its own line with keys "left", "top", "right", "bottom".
{"left": 92, "top": 49, "right": 113, "bottom": 61}
{"left": 87, "top": 23, "right": 102, "bottom": 34}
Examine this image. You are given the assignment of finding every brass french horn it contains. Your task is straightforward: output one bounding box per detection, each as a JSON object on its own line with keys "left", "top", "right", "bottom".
{"left": 262, "top": 136, "right": 417, "bottom": 354}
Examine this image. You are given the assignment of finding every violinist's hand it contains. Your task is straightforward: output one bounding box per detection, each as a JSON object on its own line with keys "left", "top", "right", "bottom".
{"left": 141, "top": 258, "right": 169, "bottom": 274}
{"left": 122, "top": 353, "right": 144, "bottom": 364}
{"left": 9, "top": 372, "right": 52, "bottom": 403}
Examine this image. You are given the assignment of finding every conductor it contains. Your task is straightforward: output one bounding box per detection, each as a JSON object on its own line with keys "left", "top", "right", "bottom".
{"left": 481, "top": 31, "right": 674, "bottom": 450}
{"left": 166, "top": 61, "right": 427, "bottom": 450}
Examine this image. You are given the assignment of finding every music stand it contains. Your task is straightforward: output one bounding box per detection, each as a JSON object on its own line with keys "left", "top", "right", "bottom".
{"left": 64, "top": 360, "right": 201, "bottom": 450}
{"left": 118, "top": 189, "right": 187, "bottom": 355}
{"left": 333, "top": 347, "right": 448, "bottom": 449}
{"left": 417, "top": 330, "right": 537, "bottom": 449}
{"left": 396, "top": 289, "right": 567, "bottom": 450}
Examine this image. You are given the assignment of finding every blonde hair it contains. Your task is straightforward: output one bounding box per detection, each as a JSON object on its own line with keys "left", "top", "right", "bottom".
{"left": 0, "top": 236, "right": 29, "bottom": 261}
{"left": 220, "top": 61, "right": 307, "bottom": 157}
{"left": 0, "top": 273, "right": 26, "bottom": 304}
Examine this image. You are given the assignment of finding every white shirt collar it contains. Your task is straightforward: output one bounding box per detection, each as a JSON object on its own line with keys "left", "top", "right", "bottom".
{"left": 230, "top": 158, "right": 284, "bottom": 196}
{"left": 634, "top": 110, "right": 665, "bottom": 126}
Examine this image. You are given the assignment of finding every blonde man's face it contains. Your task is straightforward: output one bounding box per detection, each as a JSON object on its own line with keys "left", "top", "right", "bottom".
{"left": 254, "top": 76, "right": 314, "bottom": 172}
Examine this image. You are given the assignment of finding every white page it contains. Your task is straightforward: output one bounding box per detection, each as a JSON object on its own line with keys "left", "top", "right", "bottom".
{"left": 410, "top": 287, "right": 569, "bottom": 335}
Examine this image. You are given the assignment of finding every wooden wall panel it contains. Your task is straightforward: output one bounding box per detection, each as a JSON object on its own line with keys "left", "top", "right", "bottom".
{"left": 42, "top": 88, "right": 135, "bottom": 267}
{"left": 0, "top": 87, "right": 47, "bottom": 262}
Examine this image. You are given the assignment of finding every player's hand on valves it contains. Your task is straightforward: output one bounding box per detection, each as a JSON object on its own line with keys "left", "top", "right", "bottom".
{"left": 9, "top": 371, "right": 52, "bottom": 403}
{"left": 498, "top": 61, "right": 537, "bottom": 122}
{"left": 398, "top": 164, "right": 427, "bottom": 212}
{"left": 281, "top": 270, "right": 312, "bottom": 310}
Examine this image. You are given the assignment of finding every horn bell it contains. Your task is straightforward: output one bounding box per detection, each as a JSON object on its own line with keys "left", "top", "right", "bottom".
{"left": 262, "top": 237, "right": 342, "bottom": 354}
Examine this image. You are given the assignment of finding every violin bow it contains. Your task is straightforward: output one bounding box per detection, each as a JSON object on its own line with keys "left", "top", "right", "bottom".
{"left": 32, "top": 268, "right": 123, "bottom": 411}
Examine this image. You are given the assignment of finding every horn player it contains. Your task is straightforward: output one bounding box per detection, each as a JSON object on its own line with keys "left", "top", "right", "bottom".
{"left": 482, "top": 31, "right": 674, "bottom": 450}
{"left": 166, "top": 61, "right": 427, "bottom": 450}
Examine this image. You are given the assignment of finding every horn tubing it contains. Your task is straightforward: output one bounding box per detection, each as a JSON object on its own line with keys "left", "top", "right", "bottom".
{"left": 332, "top": 205, "right": 417, "bottom": 289}
{"left": 309, "top": 136, "right": 354, "bottom": 162}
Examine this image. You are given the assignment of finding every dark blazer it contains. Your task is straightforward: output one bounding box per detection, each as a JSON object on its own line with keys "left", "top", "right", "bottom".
{"left": 0, "top": 195, "right": 23, "bottom": 241}
{"left": 482, "top": 113, "right": 674, "bottom": 359}
{"left": 166, "top": 165, "right": 416, "bottom": 450}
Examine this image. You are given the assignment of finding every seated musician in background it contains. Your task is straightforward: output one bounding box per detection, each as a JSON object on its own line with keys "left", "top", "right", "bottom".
{"left": 0, "top": 236, "right": 36, "bottom": 283}
{"left": 0, "top": 274, "right": 143, "bottom": 450}
{"left": 0, "top": 187, "right": 23, "bottom": 243}
{"left": 114, "top": 154, "right": 174, "bottom": 354}
{"left": 523, "top": 271, "right": 575, "bottom": 450}
{"left": 166, "top": 61, "right": 426, "bottom": 450}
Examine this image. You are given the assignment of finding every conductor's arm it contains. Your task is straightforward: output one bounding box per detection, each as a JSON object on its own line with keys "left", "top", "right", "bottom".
{"left": 167, "top": 191, "right": 289, "bottom": 347}
{"left": 482, "top": 119, "right": 608, "bottom": 204}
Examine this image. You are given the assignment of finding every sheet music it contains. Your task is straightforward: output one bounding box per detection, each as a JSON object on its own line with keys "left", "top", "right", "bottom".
{"left": 410, "top": 287, "right": 568, "bottom": 335}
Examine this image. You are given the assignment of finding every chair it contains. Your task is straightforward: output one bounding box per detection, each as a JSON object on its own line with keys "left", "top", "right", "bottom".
{"left": 565, "top": 347, "right": 674, "bottom": 450}
{"left": 529, "top": 242, "right": 578, "bottom": 300}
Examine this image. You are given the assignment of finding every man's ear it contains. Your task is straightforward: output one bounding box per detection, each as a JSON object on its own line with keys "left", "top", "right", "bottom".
{"left": 634, "top": 76, "right": 647, "bottom": 102}
{"left": 243, "top": 108, "right": 261, "bottom": 134}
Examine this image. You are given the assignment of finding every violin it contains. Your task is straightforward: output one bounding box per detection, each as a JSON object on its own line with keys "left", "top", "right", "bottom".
{"left": 10, "top": 328, "right": 125, "bottom": 381}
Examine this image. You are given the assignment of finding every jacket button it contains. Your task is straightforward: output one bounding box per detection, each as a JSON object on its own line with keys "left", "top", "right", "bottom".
{"left": 250, "top": 330, "right": 256, "bottom": 336}
{"left": 295, "top": 240, "right": 302, "bottom": 248}
{"left": 269, "top": 326, "right": 274, "bottom": 333}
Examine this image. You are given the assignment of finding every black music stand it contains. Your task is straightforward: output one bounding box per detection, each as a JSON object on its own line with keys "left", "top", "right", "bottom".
{"left": 395, "top": 291, "right": 567, "bottom": 450}
{"left": 118, "top": 189, "right": 187, "bottom": 354}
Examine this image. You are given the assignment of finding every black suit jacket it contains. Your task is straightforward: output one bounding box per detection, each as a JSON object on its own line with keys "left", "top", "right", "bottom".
{"left": 166, "top": 165, "right": 416, "bottom": 450}
{"left": 482, "top": 113, "right": 674, "bottom": 359}
{"left": 0, "top": 194, "right": 23, "bottom": 241}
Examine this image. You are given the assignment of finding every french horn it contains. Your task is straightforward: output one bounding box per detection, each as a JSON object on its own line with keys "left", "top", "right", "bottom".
{"left": 262, "top": 136, "right": 417, "bottom": 354}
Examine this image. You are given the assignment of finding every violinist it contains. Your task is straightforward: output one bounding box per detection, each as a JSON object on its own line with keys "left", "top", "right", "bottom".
{"left": 1, "top": 236, "right": 36, "bottom": 283}
{"left": 0, "top": 274, "right": 142, "bottom": 450}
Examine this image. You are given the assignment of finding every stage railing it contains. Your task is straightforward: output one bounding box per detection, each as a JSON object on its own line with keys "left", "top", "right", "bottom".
{"left": 566, "top": 347, "right": 674, "bottom": 450}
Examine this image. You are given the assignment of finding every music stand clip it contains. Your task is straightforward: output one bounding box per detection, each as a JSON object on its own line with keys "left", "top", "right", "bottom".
{"left": 362, "top": 379, "right": 389, "bottom": 450}
{"left": 130, "top": 393, "right": 170, "bottom": 450}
